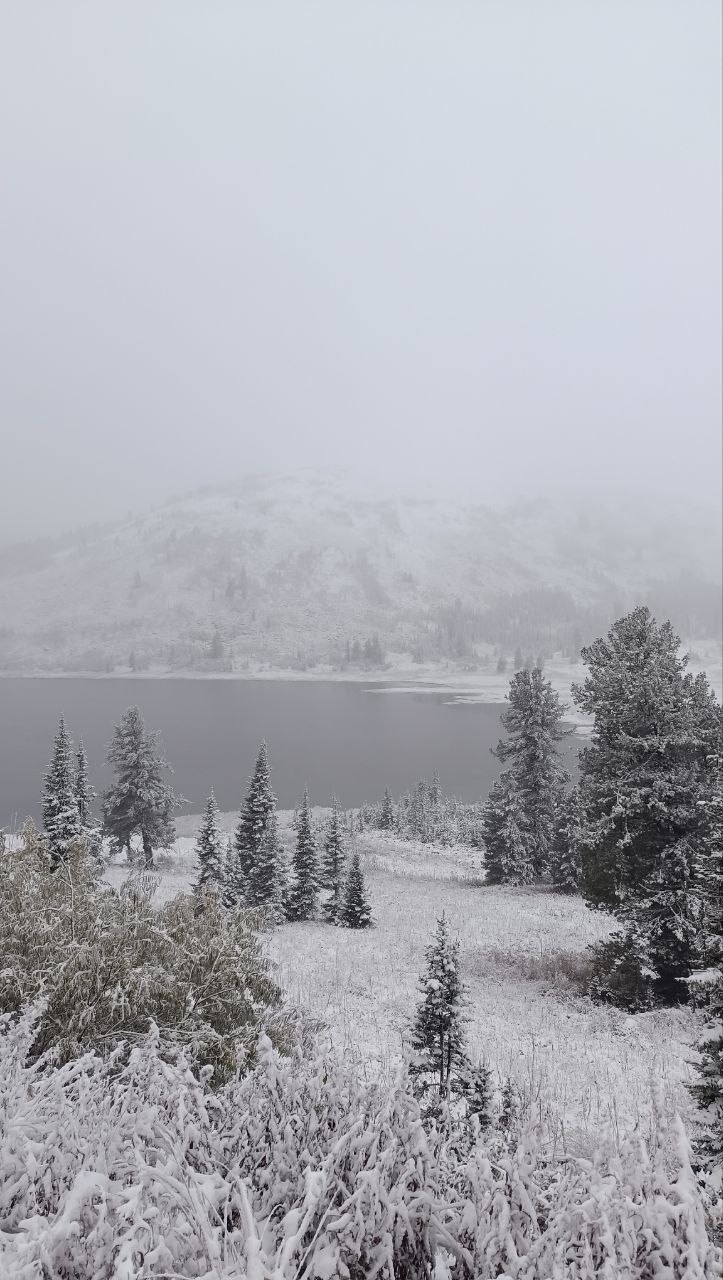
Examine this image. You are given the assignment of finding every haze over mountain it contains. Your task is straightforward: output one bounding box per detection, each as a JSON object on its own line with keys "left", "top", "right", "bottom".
{"left": 2, "top": 3, "right": 721, "bottom": 542}
{"left": 1, "top": 470, "right": 719, "bottom": 678}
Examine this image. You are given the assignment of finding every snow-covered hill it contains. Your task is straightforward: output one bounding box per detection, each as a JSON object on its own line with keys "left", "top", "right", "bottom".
{"left": 0, "top": 470, "right": 720, "bottom": 675}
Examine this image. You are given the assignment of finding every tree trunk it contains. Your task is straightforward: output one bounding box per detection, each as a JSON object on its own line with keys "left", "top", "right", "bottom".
{"left": 141, "top": 827, "right": 154, "bottom": 870}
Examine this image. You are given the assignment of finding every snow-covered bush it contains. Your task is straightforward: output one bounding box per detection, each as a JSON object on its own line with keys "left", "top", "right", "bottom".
{"left": 0, "top": 1006, "right": 719, "bottom": 1279}
{"left": 456, "top": 1119, "right": 718, "bottom": 1278}
{"left": 0, "top": 825, "right": 287, "bottom": 1078}
{"left": 0, "top": 1011, "right": 443, "bottom": 1279}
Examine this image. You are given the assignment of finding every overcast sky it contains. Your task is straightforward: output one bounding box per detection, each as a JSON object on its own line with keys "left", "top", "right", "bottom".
{"left": 1, "top": 1, "right": 721, "bottom": 542}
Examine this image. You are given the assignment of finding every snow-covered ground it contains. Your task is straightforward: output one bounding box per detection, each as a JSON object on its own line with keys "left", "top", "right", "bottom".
{"left": 105, "top": 812, "right": 701, "bottom": 1158}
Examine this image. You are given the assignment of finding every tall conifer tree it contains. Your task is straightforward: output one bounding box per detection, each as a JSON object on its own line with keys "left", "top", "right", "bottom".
{"left": 573, "top": 606, "right": 721, "bottom": 1006}
{"left": 43, "top": 717, "right": 82, "bottom": 866}
{"left": 230, "top": 742, "right": 276, "bottom": 906}
{"left": 247, "top": 809, "right": 287, "bottom": 920}
{"left": 75, "top": 740, "right": 102, "bottom": 862}
{"left": 493, "top": 668, "right": 570, "bottom": 876}
{"left": 380, "top": 787, "right": 395, "bottom": 830}
{"left": 410, "top": 914, "right": 468, "bottom": 1103}
{"left": 482, "top": 774, "right": 532, "bottom": 885}
{"left": 74, "top": 741, "right": 95, "bottom": 828}
{"left": 287, "top": 788, "right": 318, "bottom": 921}
{"left": 194, "top": 792, "right": 226, "bottom": 895}
{"left": 102, "top": 707, "right": 179, "bottom": 870}
{"left": 690, "top": 754, "right": 723, "bottom": 1160}
{"left": 340, "top": 848, "right": 373, "bottom": 929}
{"left": 550, "top": 785, "right": 583, "bottom": 894}
{"left": 322, "top": 797, "right": 346, "bottom": 923}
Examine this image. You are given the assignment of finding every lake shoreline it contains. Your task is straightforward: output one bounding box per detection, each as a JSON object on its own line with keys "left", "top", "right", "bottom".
{"left": 0, "top": 659, "right": 595, "bottom": 713}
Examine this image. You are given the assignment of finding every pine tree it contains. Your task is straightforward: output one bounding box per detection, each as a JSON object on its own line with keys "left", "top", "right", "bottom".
{"left": 74, "top": 741, "right": 94, "bottom": 828}
{"left": 380, "top": 787, "right": 395, "bottom": 830}
{"left": 43, "top": 717, "right": 82, "bottom": 866}
{"left": 102, "top": 706, "right": 180, "bottom": 870}
{"left": 690, "top": 753, "right": 723, "bottom": 1161}
{"left": 75, "top": 740, "right": 102, "bottom": 863}
{"left": 573, "top": 606, "right": 721, "bottom": 1006}
{"left": 340, "top": 848, "right": 373, "bottom": 929}
{"left": 322, "top": 797, "right": 346, "bottom": 923}
{"left": 482, "top": 773, "right": 533, "bottom": 885}
{"left": 550, "top": 786, "right": 583, "bottom": 894}
{"left": 194, "top": 792, "right": 226, "bottom": 895}
{"left": 230, "top": 742, "right": 276, "bottom": 906}
{"left": 247, "top": 809, "right": 287, "bottom": 920}
{"left": 287, "top": 788, "right": 318, "bottom": 921}
{"left": 494, "top": 668, "right": 571, "bottom": 877}
{"left": 410, "top": 913, "right": 468, "bottom": 1102}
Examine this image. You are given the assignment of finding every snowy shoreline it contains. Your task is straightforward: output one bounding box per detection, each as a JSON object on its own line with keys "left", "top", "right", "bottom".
{"left": 1, "top": 646, "right": 718, "bottom": 701}
{"left": 3, "top": 651, "right": 720, "bottom": 729}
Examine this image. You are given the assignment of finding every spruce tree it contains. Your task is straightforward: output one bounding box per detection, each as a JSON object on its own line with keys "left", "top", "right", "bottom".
{"left": 690, "top": 754, "right": 723, "bottom": 1161}
{"left": 230, "top": 742, "right": 276, "bottom": 906}
{"left": 340, "top": 848, "right": 373, "bottom": 929}
{"left": 194, "top": 792, "right": 226, "bottom": 895}
{"left": 102, "top": 706, "right": 180, "bottom": 870}
{"left": 573, "top": 606, "right": 721, "bottom": 1006}
{"left": 322, "top": 797, "right": 346, "bottom": 923}
{"left": 410, "top": 913, "right": 468, "bottom": 1102}
{"left": 494, "top": 668, "right": 571, "bottom": 876}
{"left": 43, "top": 717, "right": 82, "bottom": 866}
{"left": 482, "top": 774, "right": 533, "bottom": 885}
{"left": 549, "top": 786, "right": 583, "bottom": 894}
{"left": 75, "top": 740, "right": 102, "bottom": 863}
{"left": 74, "top": 741, "right": 94, "bottom": 828}
{"left": 247, "top": 809, "right": 287, "bottom": 920}
{"left": 380, "top": 787, "right": 395, "bottom": 830}
{"left": 287, "top": 788, "right": 318, "bottom": 921}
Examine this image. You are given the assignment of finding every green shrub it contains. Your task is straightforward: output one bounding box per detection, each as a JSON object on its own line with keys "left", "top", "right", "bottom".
{"left": 0, "top": 824, "right": 289, "bottom": 1079}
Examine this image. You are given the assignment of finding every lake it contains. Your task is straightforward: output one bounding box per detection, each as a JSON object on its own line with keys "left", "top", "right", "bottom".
{"left": 0, "top": 677, "right": 580, "bottom": 829}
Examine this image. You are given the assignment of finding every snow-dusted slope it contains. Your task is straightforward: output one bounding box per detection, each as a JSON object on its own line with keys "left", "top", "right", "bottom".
{"left": 0, "top": 470, "right": 719, "bottom": 674}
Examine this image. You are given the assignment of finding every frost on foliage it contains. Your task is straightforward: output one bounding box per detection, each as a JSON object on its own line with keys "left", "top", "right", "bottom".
{"left": 492, "top": 667, "right": 571, "bottom": 879}
{"left": 194, "top": 789, "right": 227, "bottom": 894}
{"left": 102, "top": 705, "right": 181, "bottom": 870}
{"left": 43, "top": 715, "right": 82, "bottom": 866}
{"left": 230, "top": 740, "right": 277, "bottom": 906}
{"left": 482, "top": 772, "right": 533, "bottom": 886}
{"left": 690, "top": 753, "right": 723, "bottom": 1164}
{"left": 287, "top": 787, "right": 319, "bottom": 921}
{"left": 247, "top": 807, "right": 288, "bottom": 919}
{"left": 410, "top": 914, "right": 468, "bottom": 1110}
{"left": 573, "top": 606, "right": 722, "bottom": 1008}
{"left": 0, "top": 1017, "right": 719, "bottom": 1279}
{"left": 0, "top": 1020, "right": 440, "bottom": 1280}
{"left": 322, "top": 795, "right": 347, "bottom": 923}
{"left": 0, "top": 828, "right": 284, "bottom": 1078}
{"left": 340, "top": 847, "right": 373, "bottom": 929}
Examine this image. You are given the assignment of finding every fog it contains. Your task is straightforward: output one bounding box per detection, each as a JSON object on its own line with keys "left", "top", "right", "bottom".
{"left": 1, "top": 1, "right": 720, "bottom": 542}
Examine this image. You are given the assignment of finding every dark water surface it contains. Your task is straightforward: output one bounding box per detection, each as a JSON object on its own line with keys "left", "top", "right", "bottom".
{"left": 0, "top": 677, "right": 578, "bottom": 829}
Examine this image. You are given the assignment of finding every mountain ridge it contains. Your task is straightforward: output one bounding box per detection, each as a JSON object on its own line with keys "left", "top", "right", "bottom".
{"left": 0, "top": 471, "right": 719, "bottom": 676}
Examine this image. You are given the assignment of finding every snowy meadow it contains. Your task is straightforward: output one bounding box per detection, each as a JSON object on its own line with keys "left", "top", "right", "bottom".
{"left": 109, "top": 813, "right": 700, "bottom": 1157}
